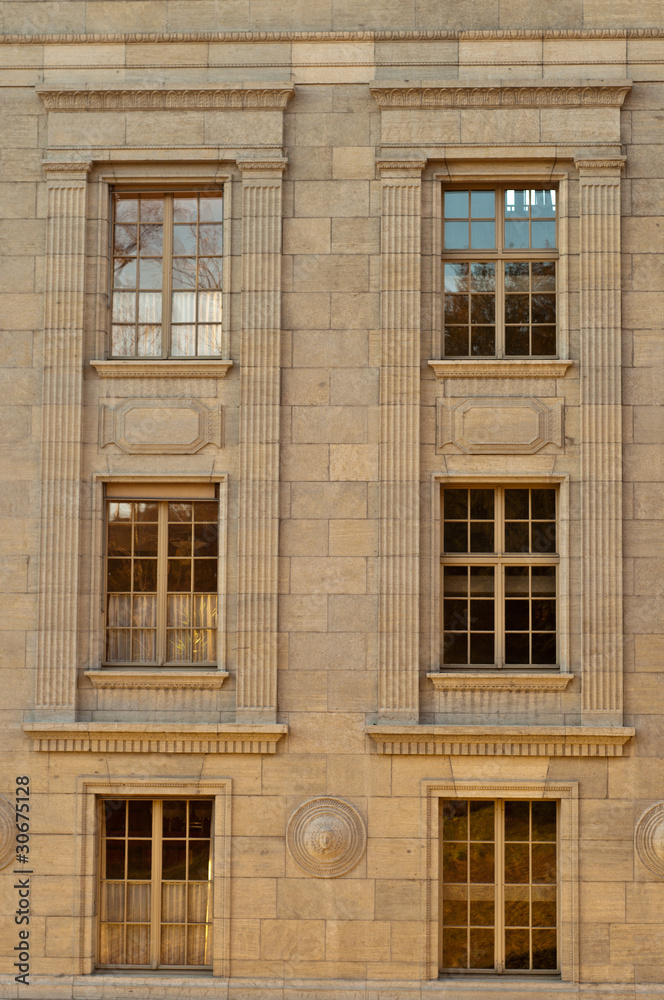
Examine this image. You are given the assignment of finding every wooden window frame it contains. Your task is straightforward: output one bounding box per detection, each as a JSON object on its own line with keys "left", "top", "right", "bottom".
{"left": 441, "top": 185, "right": 559, "bottom": 360}
{"left": 440, "top": 485, "right": 559, "bottom": 670}
{"left": 422, "top": 779, "right": 579, "bottom": 984}
{"left": 97, "top": 797, "right": 214, "bottom": 971}
{"left": 439, "top": 798, "right": 559, "bottom": 976}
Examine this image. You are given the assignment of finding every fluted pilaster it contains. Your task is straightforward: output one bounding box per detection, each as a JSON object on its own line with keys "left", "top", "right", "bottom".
{"left": 377, "top": 159, "right": 425, "bottom": 723}
{"left": 235, "top": 159, "right": 286, "bottom": 723}
{"left": 36, "top": 161, "right": 91, "bottom": 718}
{"left": 575, "top": 155, "right": 625, "bottom": 726}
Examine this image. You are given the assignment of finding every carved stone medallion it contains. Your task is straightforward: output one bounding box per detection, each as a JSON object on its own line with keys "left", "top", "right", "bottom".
{"left": 0, "top": 797, "right": 16, "bottom": 870}
{"left": 286, "top": 797, "right": 367, "bottom": 878}
{"left": 635, "top": 801, "right": 664, "bottom": 878}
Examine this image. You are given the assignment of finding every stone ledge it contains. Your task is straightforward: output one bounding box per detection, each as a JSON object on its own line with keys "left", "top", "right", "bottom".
{"left": 428, "top": 359, "right": 573, "bottom": 379}
{"left": 37, "top": 83, "right": 295, "bottom": 111}
{"left": 366, "top": 724, "right": 634, "bottom": 757}
{"left": 24, "top": 722, "right": 287, "bottom": 754}
{"left": 84, "top": 669, "right": 229, "bottom": 690}
{"left": 371, "top": 79, "right": 632, "bottom": 108}
{"left": 427, "top": 672, "right": 574, "bottom": 692}
{"left": 91, "top": 359, "right": 233, "bottom": 379}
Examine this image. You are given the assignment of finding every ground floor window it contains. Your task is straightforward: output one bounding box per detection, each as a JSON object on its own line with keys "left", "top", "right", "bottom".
{"left": 98, "top": 798, "right": 213, "bottom": 969}
{"left": 440, "top": 799, "right": 558, "bottom": 974}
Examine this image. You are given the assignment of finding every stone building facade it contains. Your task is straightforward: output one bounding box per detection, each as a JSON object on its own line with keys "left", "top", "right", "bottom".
{"left": 0, "top": 2, "right": 663, "bottom": 998}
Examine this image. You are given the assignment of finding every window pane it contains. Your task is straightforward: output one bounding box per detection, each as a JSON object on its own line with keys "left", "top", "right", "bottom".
{"left": 443, "top": 927, "right": 467, "bottom": 968}
{"left": 173, "top": 224, "right": 197, "bottom": 255}
{"left": 445, "top": 221, "right": 469, "bottom": 250}
{"left": 173, "top": 196, "right": 197, "bottom": 222}
{"left": 105, "top": 840, "right": 126, "bottom": 879}
{"left": 470, "top": 190, "right": 495, "bottom": 218}
{"left": 531, "top": 189, "right": 556, "bottom": 217}
{"left": 444, "top": 262, "right": 469, "bottom": 292}
{"left": 470, "top": 928, "right": 494, "bottom": 969}
{"left": 444, "top": 327, "right": 469, "bottom": 356}
{"left": 199, "top": 225, "right": 223, "bottom": 255}
{"left": 198, "top": 325, "right": 223, "bottom": 356}
{"left": 198, "top": 258, "right": 223, "bottom": 289}
{"left": 505, "top": 189, "right": 529, "bottom": 217}
{"left": 532, "top": 802, "right": 557, "bottom": 841}
{"left": 138, "top": 292, "right": 162, "bottom": 323}
{"left": 199, "top": 195, "right": 223, "bottom": 222}
{"left": 139, "top": 224, "right": 163, "bottom": 256}
{"left": 114, "top": 258, "right": 137, "bottom": 288}
{"left": 136, "top": 325, "right": 161, "bottom": 357}
{"left": 470, "top": 220, "right": 495, "bottom": 249}
{"left": 172, "top": 292, "right": 196, "bottom": 323}
{"left": 531, "top": 220, "right": 556, "bottom": 248}
{"left": 138, "top": 258, "right": 162, "bottom": 290}
{"left": 114, "top": 224, "right": 137, "bottom": 255}
{"left": 505, "top": 929, "right": 530, "bottom": 969}
{"left": 445, "top": 190, "right": 469, "bottom": 218}
{"left": 198, "top": 291, "right": 222, "bottom": 323}
{"left": 162, "top": 841, "right": 187, "bottom": 880}
{"left": 172, "top": 258, "right": 197, "bottom": 290}
{"left": 171, "top": 325, "right": 196, "bottom": 356}
{"left": 115, "top": 195, "right": 138, "bottom": 222}
{"left": 127, "top": 800, "right": 152, "bottom": 837}
{"left": 504, "top": 219, "right": 529, "bottom": 249}
{"left": 532, "top": 929, "right": 557, "bottom": 970}
{"left": 140, "top": 197, "right": 163, "bottom": 223}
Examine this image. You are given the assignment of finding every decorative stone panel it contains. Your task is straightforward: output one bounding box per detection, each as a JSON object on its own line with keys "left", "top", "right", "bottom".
{"left": 99, "top": 399, "right": 223, "bottom": 454}
{"left": 437, "top": 397, "right": 563, "bottom": 454}
{"left": 0, "top": 798, "right": 15, "bottom": 871}
{"left": 286, "top": 797, "right": 367, "bottom": 878}
{"left": 635, "top": 802, "right": 664, "bottom": 879}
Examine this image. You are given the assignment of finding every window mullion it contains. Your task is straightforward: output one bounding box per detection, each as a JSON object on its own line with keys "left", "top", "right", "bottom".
{"left": 496, "top": 800, "right": 505, "bottom": 973}
{"left": 156, "top": 503, "right": 168, "bottom": 665}
{"left": 162, "top": 196, "right": 173, "bottom": 358}
{"left": 496, "top": 189, "right": 504, "bottom": 358}
{"left": 496, "top": 490, "right": 504, "bottom": 668}
{"left": 151, "top": 801, "right": 162, "bottom": 970}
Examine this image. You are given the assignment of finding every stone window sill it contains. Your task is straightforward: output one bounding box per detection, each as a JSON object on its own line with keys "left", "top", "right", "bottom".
{"left": 366, "top": 724, "right": 634, "bottom": 757}
{"left": 428, "top": 359, "right": 573, "bottom": 379}
{"left": 90, "top": 359, "right": 233, "bottom": 379}
{"left": 427, "top": 672, "right": 574, "bottom": 692}
{"left": 84, "top": 669, "right": 229, "bottom": 691}
{"left": 24, "top": 722, "right": 287, "bottom": 754}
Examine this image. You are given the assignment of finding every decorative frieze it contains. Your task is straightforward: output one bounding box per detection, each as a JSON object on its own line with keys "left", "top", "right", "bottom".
{"left": 24, "top": 722, "right": 288, "bottom": 754}
{"left": 91, "top": 359, "right": 233, "bottom": 379}
{"left": 377, "top": 158, "right": 424, "bottom": 723}
{"left": 575, "top": 154, "right": 626, "bottom": 727}
{"left": 428, "top": 359, "right": 572, "bottom": 379}
{"left": 99, "top": 398, "right": 223, "bottom": 454}
{"left": 35, "top": 161, "right": 91, "bottom": 719}
{"left": 371, "top": 81, "right": 632, "bottom": 109}
{"left": 436, "top": 397, "right": 563, "bottom": 454}
{"left": 235, "top": 159, "right": 287, "bottom": 724}
{"left": 37, "top": 84, "right": 295, "bottom": 112}
{"left": 84, "top": 670, "right": 229, "bottom": 690}
{"left": 7, "top": 29, "right": 664, "bottom": 43}
{"left": 366, "top": 724, "right": 634, "bottom": 757}
{"left": 427, "top": 672, "right": 573, "bottom": 692}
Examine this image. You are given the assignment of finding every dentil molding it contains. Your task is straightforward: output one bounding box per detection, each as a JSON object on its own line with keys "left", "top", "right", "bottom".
{"left": 24, "top": 722, "right": 288, "bottom": 754}
{"left": 37, "top": 83, "right": 295, "bottom": 111}
{"left": 366, "top": 724, "right": 634, "bottom": 756}
{"left": 370, "top": 80, "right": 632, "bottom": 108}
{"left": 6, "top": 29, "right": 664, "bottom": 42}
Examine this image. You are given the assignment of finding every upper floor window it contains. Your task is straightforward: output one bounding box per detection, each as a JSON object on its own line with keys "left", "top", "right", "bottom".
{"left": 111, "top": 191, "right": 223, "bottom": 359}
{"left": 443, "top": 187, "right": 557, "bottom": 359}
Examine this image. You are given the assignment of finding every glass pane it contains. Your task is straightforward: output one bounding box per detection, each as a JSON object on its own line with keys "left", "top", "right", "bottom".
{"left": 470, "top": 220, "right": 495, "bottom": 249}
{"left": 505, "top": 325, "right": 529, "bottom": 355}
{"left": 139, "top": 224, "right": 163, "bottom": 256}
{"left": 169, "top": 523, "right": 192, "bottom": 557}
{"left": 197, "top": 258, "right": 223, "bottom": 289}
{"left": 106, "top": 628, "right": 131, "bottom": 662}
{"left": 444, "top": 262, "right": 468, "bottom": 292}
{"left": 173, "top": 224, "right": 197, "bottom": 255}
{"left": 162, "top": 882, "right": 187, "bottom": 922}
{"left": 127, "top": 800, "right": 152, "bottom": 837}
{"left": 111, "top": 325, "right": 135, "bottom": 356}
{"left": 108, "top": 524, "right": 131, "bottom": 557}
{"left": 445, "top": 221, "right": 469, "bottom": 250}
{"left": 132, "top": 594, "right": 156, "bottom": 628}
{"left": 471, "top": 327, "right": 495, "bottom": 356}
{"left": 443, "top": 893, "right": 468, "bottom": 925}
{"left": 470, "top": 262, "right": 495, "bottom": 291}
{"left": 469, "top": 892, "right": 494, "bottom": 926}
{"left": 189, "top": 840, "right": 210, "bottom": 880}
{"left": 470, "top": 523, "right": 494, "bottom": 553}
{"left": 168, "top": 629, "right": 192, "bottom": 662}
{"left": 108, "top": 559, "right": 131, "bottom": 592}
{"left": 505, "top": 599, "right": 529, "bottom": 630}
{"left": 470, "top": 633, "right": 494, "bottom": 664}
{"left": 113, "top": 291, "right": 136, "bottom": 323}
{"left": 168, "top": 560, "right": 191, "bottom": 592}
{"left": 126, "top": 924, "right": 150, "bottom": 965}
{"left": 505, "top": 888, "right": 529, "bottom": 927}
{"left": 138, "top": 292, "right": 161, "bottom": 323}
{"left": 198, "top": 290, "right": 222, "bottom": 323}
{"left": 114, "top": 258, "right": 137, "bottom": 288}
{"left": 173, "top": 196, "right": 197, "bottom": 222}
{"left": 161, "top": 924, "right": 187, "bottom": 966}
{"left": 531, "top": 189, "right": 556, "bottom": 217}
{"left": 532, "top": 260, "right": 556, "bottom": 290}
{"left": 532, "top": 929, "right": 557, "bottom": 970}
{"left": 532, "top": 802, "right": 557, "bottom": 842}
{"left": 504, "top": 220, "right": 529, "bottom": 249}
{"left": 505, "top": 801, "right": 530, "bottom": 841}
{"left": 162, "top": 841, "right": 187, "bottom": 880}
{"left": 470, "top": 567, "right": 494, "bottom": 596}
{"left": 469, "top": 928, "right": 494, "bottom": 969}
{"left": 532, "top": 843, "right": 556, "bottom": 883}
{"left": 445, "top": 489, "right": 468, "bottom": 519}
{"left": 188, "top": 924, "right": 210, "bottom": 966}
{"left": 505, "top": 189, "right": 529, "bottom": 218}
{"left": 127, "top": 883, "right": 151, "bottom": 925}
{"left": 114, "top": 224, "right": 137, "bottom": 255}
{"left": 469, "top": 842, "right": 494, "bottom": 883}
{"left": 444, "top": 294, "right": 469, "bottom": 324}
{"left": 190, "top": 800, "right": 212, "bottom": 838}
{"left": 504, "top": 261, "right": 529, "bottom": 291}
{"left": 172, "top": 257, "right": 197, "bottom": 290}
{"left": 99, "top": 923, "right": 124, "bottom": 965}
{"left": 127, "top": 840, "right": 152, "bottom": 879}
{"left": 105, "top": 800, "right": 126, "bottom": 836}
{"left": 188, "top": 881, "right": 211, "bottom": 922}
{"left": 140, "top": 197, "right": 163, "bottom": 223}
{"left": 470, "top": 489, "right": 494, "bottom": 520}
{"left": 444, "top": 522, "right": 468, "bottom": 553}
{"left": 169, "top": 502, "right": 193, "bottom": 522}
{"left": 134, "top": 524, "right": 158, "bottom": 557}
{"left": 532, "top": 600, "right": 556, "bottom": 631}
{"left": 163, "top": 800, "right": 187, "bottom": 836}
{"left": 198, "top": 325, "right": 223, "bottom": 356}
{"left": 444, "top": 633, "right": 468, "bottom": 664}
{"left": 444, "top": 327, "right": 468, "bottom": 356}
{"left": 504, "top": 843, "right": 529, "bottom": 884}
{"left": 531, "top": 220, "right": 556, "bottom": 249}
{"left": 199, "top": 224, "right": 223, "bottom": 255}
{"left": 443, "top": 800, "right": 468, "bottom": 840}
{"left": 108, "top": 595, "right": 131, "bottom": 628}
{"left": 532, "top": 326, "right": 556, "bottom": 356}
{"left": 445, "top": 190, "right": 469, "bottom": 218}
{"left": 194, "top": 560, "right": 217, "bottom": 593}
{"left": 505, "top": 929, "right": 530, "bottom": 970}
{"left": 172, "top": 292, "right": 196, "bottom": 323}
{"left": 470, "top": 599, "right": 494, "bottom": 631}
{"left": 133, "top": 559, "right": 157, "bottom": 593}
{"left": 532, "top": 294, "right": 556, "bottom": 323}
{"left": 505, "top": 294, "right": 529, "bottom": 324}
{"left": 115, "top": 195, "right": 138, "bottom": 222}
{"left": 199, "top": 195, "right": 223, "bottom": 222}
{"left": 168, "top": 594, "right": 191, "bottom": 628}
{"left": 138, "top": 258, "right": 162, "bottom": 290}
{"left": 136, "top": 325, "right": 161, "bottom": 357}
{"left": 471, "top": 294, "right": 495, "bottom": 324}
{"left": 532, "top": 632, "right": 556, "bottom": 664}
{"left": 505, "top": 632, "right": 529, "bottom": 664}
{"left": 105, "top": 840, "right": 125, "bottom": 879}
{"left": 444, "top": 599, "right": 467, "bottom": 631}
{"left": 443, "top": 842, "right": 468, "bottom": 882}
{"left": 171, "top": 325, "right": 196, "bottom": 356}
{"left": 505, "top": 566, "right": 529, "bottom": 595}
{"left": 505, "top": 522, "right": 529, "bottom": 553}
{"left": 443, "top": 927, "right": 467, "bottom": 968}
{"left": 101, "top": 881, "right": 125, "bottom": 922}
{"left": 470, "top": 190, "right": 495, "bottom": 218}
{"left": 444, "top": 566, "right": 468, "bottom": 596}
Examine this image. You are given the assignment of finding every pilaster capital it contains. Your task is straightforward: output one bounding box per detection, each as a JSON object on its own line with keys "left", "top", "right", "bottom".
{"left": 376, "top": 156, "right": 427, "bottom": 178}
{"left": 237, "top": 156, "right": 288, "bottom": 178}
{"left": 574, "top": 153, "right": 626, "bottom": 177}
{"left": 42, "top": 160, "right": 92, "bottom": 182}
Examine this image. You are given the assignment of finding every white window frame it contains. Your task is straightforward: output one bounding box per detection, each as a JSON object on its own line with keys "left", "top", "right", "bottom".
{"left": 431, "top": 167, "right": 570, "bottom": 364}
{"left": 429, "top": 473, "right": 570, "bottom": 680}
{"left": 76, "top": 776, "right": 231, "bottom": 979}
{"left": 422, "top": 778, "right": 578, "bottom": 983}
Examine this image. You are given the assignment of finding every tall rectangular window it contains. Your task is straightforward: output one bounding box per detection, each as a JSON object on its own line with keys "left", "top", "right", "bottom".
{"left": 441, "top": 486, "right": 558, "bottom": 668}
{"left": 440, "top": 799, "right": 558, "bottom": 975}
{"left": 443, "top": 187, "right": 557, "bottom": 359}
{"left": 105, "top": 490, "right": 219, "bottom": 666}
{"left": 111, "top": 191, "right": 223, "bottom": 358}
{"left": 98, "top": 798, "right": 213, "bottom": 969}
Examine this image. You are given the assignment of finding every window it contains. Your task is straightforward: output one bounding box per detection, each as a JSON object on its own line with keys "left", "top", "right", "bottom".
{"left": 443, "top": 187, "right": 557, "bottom": 359}
{"left": 105, "top": 486, "right": 219, "bottom": 666}
{"left": 441, "top": 486, "right": 557, "bottom": 669}
{"left": 440, "top": 798, "right": 558, "bottom": 975}
{"left": 111, "top": 191, "right": 223, "bottom": 358}
{"left": 98, "top": 798, "right": 213, "bottom": 969}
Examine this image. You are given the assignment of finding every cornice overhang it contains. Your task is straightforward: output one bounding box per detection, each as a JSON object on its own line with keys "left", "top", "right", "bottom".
{"left": 370, "top": 79, "right": 632, "bottom": 109}
{"left": 24, "top": 722, "right": 288, "bottom": 754}
{"left": 366, "top": 724, "right": 634, "bottom": 757}
{"left": 36, "top": 83, "right": 295, "bottom": 112}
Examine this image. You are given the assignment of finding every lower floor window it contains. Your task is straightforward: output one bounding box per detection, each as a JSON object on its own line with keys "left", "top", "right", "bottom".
{"left": 98, "top": 798, "right": 213, "bottom": 969}
{"left": 440, "top": 799, "right": 558, "bottom": 974}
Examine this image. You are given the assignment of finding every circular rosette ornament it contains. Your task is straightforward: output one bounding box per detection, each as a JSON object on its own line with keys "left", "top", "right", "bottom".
{"left": 287, "top": 797, "right": 367, "bottom": 878}
{"left": 0, "top": 797, "right": 16, "bottom": 871}
{"left": 635, "top": 801, "right": 664, "bottom": 878}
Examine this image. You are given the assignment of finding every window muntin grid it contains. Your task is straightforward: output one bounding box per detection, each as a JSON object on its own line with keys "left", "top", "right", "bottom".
{"left": 111, "top": 192, "right": 223, "bottom": 359}
{"left": 98, "top": 798, "right": 213, "bottom": 970}
{"left": 440, "top": 799, "right": 558, "bottom": 975}
{"left": 105, "top": 499, "right": 218, "bottom": 666}
{"left": 442, "top": 187, "right": 557, "bottom": 359}
{"left": 441, "top": 487, "right": 558, "bottom": 669}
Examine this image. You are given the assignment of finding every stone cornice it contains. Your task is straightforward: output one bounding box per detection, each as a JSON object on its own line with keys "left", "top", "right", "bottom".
{"left": 428, "top": 359, "right": 573, "bottom": 379}
{"left": 427, "top": 672, "right": 574, "bottom": 692}
{"left": 37, "top": 83, "right": 295, "bottom": 112}
{"left": 236, "top": 157, "right": 289, "bottom": 174}
{"left": 90, "top": 359, "right": 233, "bottom": 378}
{"left": 366, "top": 724, "right": 634, "bottom": 756}
{"left": 574, "top": 154, "right": 627, "bottom": 172}
{"left": 42, "top": 160, "right": 92, "bottom": 176}
{"left": 24, "top": 722, "right": 288, "bottom": 754}
{"left": 84, "top": 670, "right": 229, "bottom": 690}
{"left": 371, "top": 80, "right": 632, "bottom": 109}
{"left": 4, "top": 29, "right": 664, "bottom": 43}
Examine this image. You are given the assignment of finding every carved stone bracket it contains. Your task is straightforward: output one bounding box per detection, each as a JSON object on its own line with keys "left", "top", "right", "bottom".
{"left": 437, "top": 397, "right": 563, "bottom": 454}
{"left": 99, "top": 399, "right": 223, "bottom": 454}
{"left": 366, "top": 724, "right": 634, "bottom": 757}
{"left": 37, "top": 84, "right": 295, "bottom": 111}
